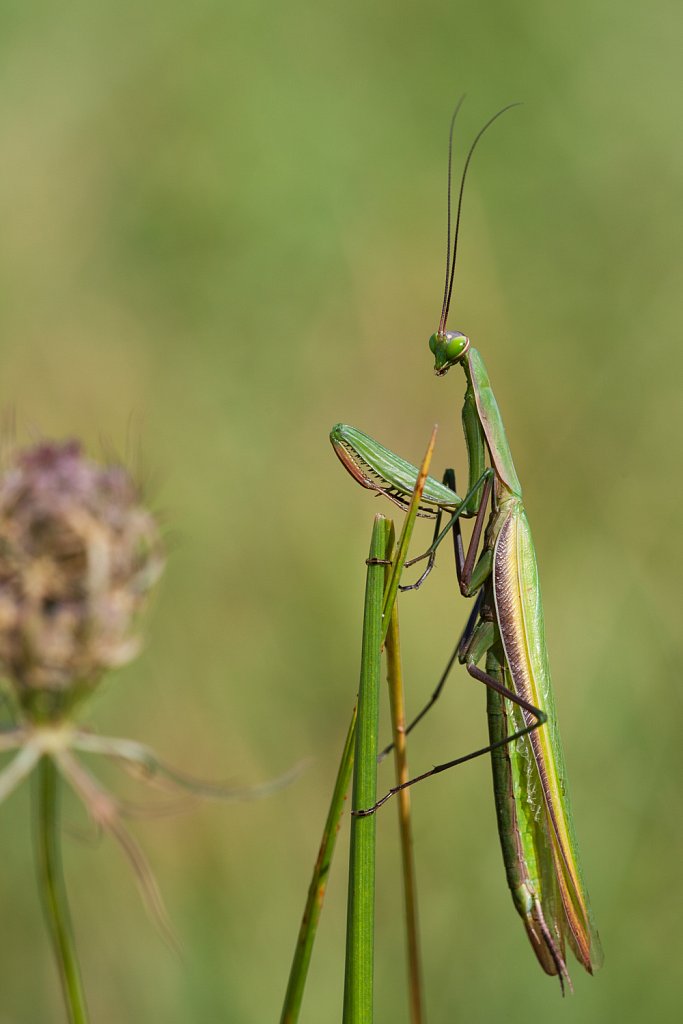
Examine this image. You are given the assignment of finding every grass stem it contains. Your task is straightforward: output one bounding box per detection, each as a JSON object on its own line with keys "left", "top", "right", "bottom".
{"left": 385, "top": 598, "right": 425, "bottom": 1024}
{"left": 343, "top": 515, "right": 390, "bottom": 1024}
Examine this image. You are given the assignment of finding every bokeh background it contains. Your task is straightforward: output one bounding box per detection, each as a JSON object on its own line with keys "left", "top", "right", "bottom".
{"left": 0, "top": 2, "right": 681, "bottom": 1021}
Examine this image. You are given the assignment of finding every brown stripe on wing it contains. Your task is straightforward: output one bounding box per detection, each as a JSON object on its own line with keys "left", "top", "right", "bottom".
{"left": 494, "top": 511, "right": 595, "bottom": 971}
{"left": 493, "top": 512, "right": 534, "bottom": 705}
{"left": 493, "top": 513, "right": 562, "bottom": 876}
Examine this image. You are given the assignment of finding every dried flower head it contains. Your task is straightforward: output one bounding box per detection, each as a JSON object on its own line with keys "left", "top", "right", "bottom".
{"left": 0, "top": 436, "right": 294, "bottom": 979}
{"left": 0, "top": 440, "right": 164, "bottom": 718}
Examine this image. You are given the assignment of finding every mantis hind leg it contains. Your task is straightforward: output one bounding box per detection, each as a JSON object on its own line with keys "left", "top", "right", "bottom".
{"left": 355, "top": 618, "right": 547, "bottom": 817}
{"left": 377, "top": 590, "right": 484, "bottom": 762}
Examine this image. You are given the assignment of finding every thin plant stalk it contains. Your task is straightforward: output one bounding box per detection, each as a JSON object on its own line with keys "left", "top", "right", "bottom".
{"left": 343, "top": 428, "right": 438, "bottom": 1024}
{"left": 281, "top": 428, "right": 437, "bottom": 1024}
{"left": 34, "top": 756, "right": 89, "bottom": 1024}
{"left": 381, "top": 427, "right": 438, "bottom": 626}
{"left": 385, "top": 596, "right": 425, "bottom": 1024}
{"left": 342, "top": 514, "right": 391, "bottom": 1024}
{"left": 279, "top": 702, "right": 358, "bottom": 1024}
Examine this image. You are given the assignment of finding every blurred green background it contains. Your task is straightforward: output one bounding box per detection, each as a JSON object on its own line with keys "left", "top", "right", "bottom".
{"left": 1, "top": 1, "right": 681, "bottom": 1021}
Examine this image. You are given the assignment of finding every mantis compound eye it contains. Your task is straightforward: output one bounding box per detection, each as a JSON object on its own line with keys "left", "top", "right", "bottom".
{"left": 443, "top": 330, "right": 469, "bottom": 361}
{"left": 429, "top": 330, "right": 470, "bottom": 374}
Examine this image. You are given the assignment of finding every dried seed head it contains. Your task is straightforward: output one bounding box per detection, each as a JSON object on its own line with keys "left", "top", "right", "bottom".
{"left": 0, "top": 440, "right": 164, "bottom": 716}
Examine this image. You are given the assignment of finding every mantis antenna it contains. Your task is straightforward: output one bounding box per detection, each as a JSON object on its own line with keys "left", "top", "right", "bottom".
{"left": 438, "top": 100, "right": 522, "bottom": 337}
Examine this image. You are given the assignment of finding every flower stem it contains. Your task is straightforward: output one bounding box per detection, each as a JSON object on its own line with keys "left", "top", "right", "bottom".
{"left": 34, "top": 756, "right": 90, "bottom": 1024}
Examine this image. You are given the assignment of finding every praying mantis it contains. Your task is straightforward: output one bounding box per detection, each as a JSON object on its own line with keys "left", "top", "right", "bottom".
{"left": 329, "top": 101, "right": 603, "bottom": 991}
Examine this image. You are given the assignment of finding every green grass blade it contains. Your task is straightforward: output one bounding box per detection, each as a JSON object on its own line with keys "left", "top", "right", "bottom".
{"left": 343, "top": 514, "right": 391, "bottom": 1024}
{"left": 34, "top": 756, "right": 90, "bottom": 1024}
{"left": 279, "top": 703, "right": 358, "bottom": 1024}
{"left": 281, "top": 427, "right": 437, "bottom": 1023}
{"left": 343, "top": 428, "right": 436, "bottom": 1023}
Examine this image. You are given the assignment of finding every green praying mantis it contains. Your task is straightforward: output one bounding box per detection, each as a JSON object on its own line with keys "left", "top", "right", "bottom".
{"left": 329, "top": 101, "right": 603, "bottom": 992}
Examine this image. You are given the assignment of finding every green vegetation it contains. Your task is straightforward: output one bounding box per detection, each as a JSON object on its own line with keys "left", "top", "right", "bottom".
{"left": 0, "top": 1, "right": 680, "bottom": 1020}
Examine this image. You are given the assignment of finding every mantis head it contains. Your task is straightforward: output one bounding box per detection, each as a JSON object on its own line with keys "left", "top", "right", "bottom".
{"left": 429, "top": 330, "right": 470, "bottom": 376}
